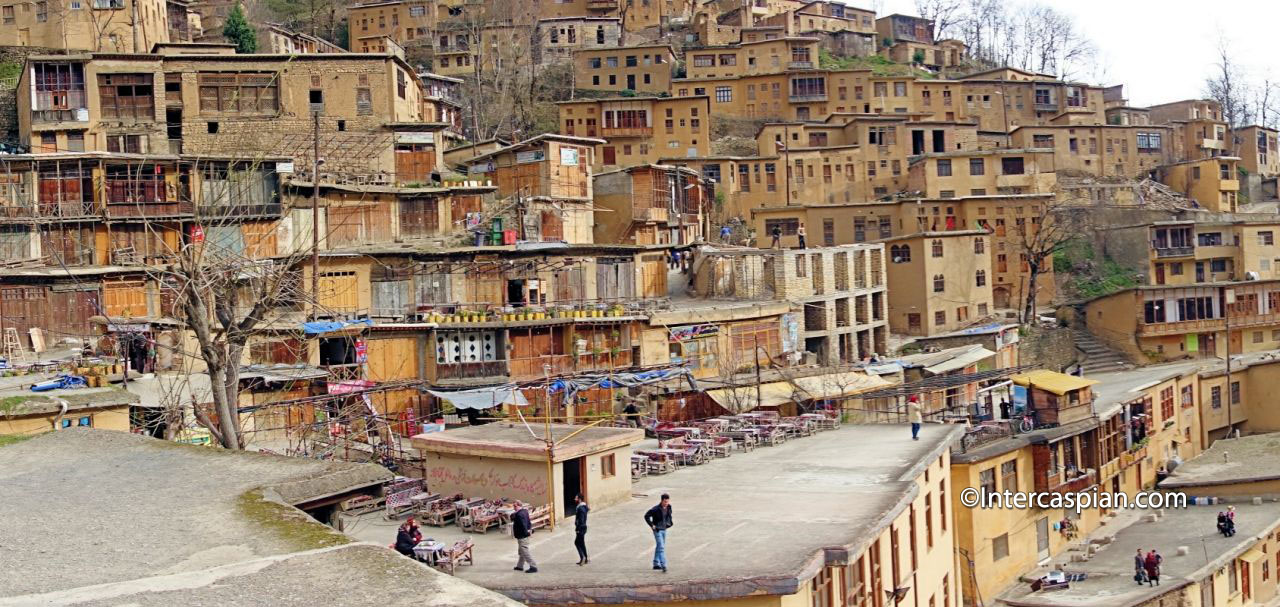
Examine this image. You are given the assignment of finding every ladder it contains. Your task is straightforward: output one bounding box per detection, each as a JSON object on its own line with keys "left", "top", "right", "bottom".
{"left": 4, "top": 328, "right": 32, "bottom": 364}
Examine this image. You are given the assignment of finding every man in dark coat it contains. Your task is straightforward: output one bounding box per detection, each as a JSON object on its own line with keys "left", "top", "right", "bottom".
{"left": 573, "top": 494, "right": 590, "bottom": 565}
{"left": 512, "top": 501, "right": 538, "bottom": 573}
{"left": 644, "top": 493, "right": 673, "bottom": 572}
{"left": 394, "top": 517, "right": 422, "bottom": 560}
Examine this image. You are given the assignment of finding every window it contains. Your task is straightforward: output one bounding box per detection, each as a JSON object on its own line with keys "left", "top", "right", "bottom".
{"left": 98, "top": 74, "right": 154, "bottom": 120}
{"left": 791, "top": 77, "right": 826, "bottom": 98}
{"left": 601, "top": 453, "right": 616, "bottom": 477}
{"left": 868, "top": 126, "right": 895, "bottom": 145}
{"left": 36, "top": 0, "right": 47, "bottom": 21}
{"left": 975, "top": 270, "right": 986, "bottom": 286}
{"left": 931, "top": 239, "right": 943, "bottom": 257}
{"left": 1000, "top": 460, "right": 1017, "bottom": 492}
{"left": 974, "top": 238, "right": 984, "bottom": 254}
{"left": 1000, "top": 157, "right": 1025, "bottom": 175}
{"left": 1, "top": 5, "right": 13, "bottom": 23}
{"left": 1198, "top": 232, "right": 1223, "bottom": 246}
{"left": 979, "top": 467, "right": 996, "bottom": 493}
{"left": 890, "top": 244, "right": 911, "bottom": 263}
{"left": 992, "top": 533, "right": 1009, "bottom": 561}
{"left": 715, "top": 86, "right": 732, "bottom": 103}
{"left": 969, "top": 157, "right": 985, "bottom": 175}
{"left": 197, "top": 73, "right": 279, "bottom": 115}
{"left": 933, "top": 274, "right": 945, "bottom": 292}
{"left": 934, "top": 311, "right": 946, "bottom": 325}
{"left": 936, "top": 159, "right": 952, "bottom": 176}
{"left": 1137, "top": 132, "right": 1162, "bottom": 151}
{"left": 1231, "top": 381, "right": 1240, "bottom": 404}
{"left": 1211, "top": 259, "right": 1227, "bottom": 272}
{"left": 1211, "top": 385, "right": 1222, "bottom": 409}
{"left": 894, "top": 82, "right": 906, "bottom": 96}
{"left": 765, "top": 218, "right": 799, "bottom": 235}
{"left": 625, "top": 55, "right": 637, "bottom": 67}
{"left": 1262, "top": 231, "right": 1275, "bottom": 246}
{"left": 692, "top": 54, "right": 714, "bottom": 67}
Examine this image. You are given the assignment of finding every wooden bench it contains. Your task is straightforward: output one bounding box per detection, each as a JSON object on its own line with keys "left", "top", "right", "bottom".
{"left": 528, "top": 504, "right": 552, "bottom": 531}
{"left": 434, "top": 539, "right": 475, "bottom": 574}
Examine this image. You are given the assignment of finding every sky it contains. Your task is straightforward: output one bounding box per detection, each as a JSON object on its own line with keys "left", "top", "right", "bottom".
{"left": 870, "top": 0, "right": 1280, "bottom": 107}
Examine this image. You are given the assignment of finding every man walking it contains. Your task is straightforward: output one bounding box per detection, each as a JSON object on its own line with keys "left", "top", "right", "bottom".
{"left": 907, "top": 395, "right": 923, "bottom": 440}
{"left": 574, "top": 494, "right": 590, "bottom": 565}
{"left": 770, "top": 225, "right": 782, "bottom": 249}
{"left": 512, "top": 501, "right": 537, "bottom": 573}
{"left": 1133, "top": 549, "right": 1145, "bottom": 585}
{"left": 644, "top": 493, "right": 673, "bottom": 572}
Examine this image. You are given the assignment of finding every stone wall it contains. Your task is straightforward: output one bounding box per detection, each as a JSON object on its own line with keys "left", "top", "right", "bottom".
{"left": 1017, "top": 325, "right": 1076, "bottom": 372}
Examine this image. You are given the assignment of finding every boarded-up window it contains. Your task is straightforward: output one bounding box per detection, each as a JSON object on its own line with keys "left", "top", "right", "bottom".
{"left": 0, "top": 286, "right": 48, "bottom": 348}
{"left": 463, "top": 268, "right": 504, "bottom": 306}
{"left": 356, "top": 88, "right": 373, "bottom": 115}
{"left": 317, "top": 271, "right": 359, "bottom": 313}
{"left": 197, "top": 72, "right": 279, "bottom": 115}
{"left": 0, "top": 226, "right": 31, "bottom": 262}
{"left": 596, "top": 258, "right": 636, "bottom": 301}
{"left": 638, "top": 254, "right": 667, "bottom": 298}
{"left": 450, "top": 194, "right": 482, "bottom": 219}
{"left": 102, "top": 279, "right": 148, "bottom": 317}
{"left": 328, "top": 204, "right": 392, "bottom": 247}
{"left": 242, "top": 221, "right": 278, "bottom": 259}
{"left": 395, "top": 144, "right": 436, "bottom": 185}
{"left": 372, "top": 280, "right": 411, "bottom": 317}
{"left": 553, "top": 266, "right": 585, "bottom": 303}
{"left": 40, "top": 224, "right": 94, "bottom": 265}
{"left": 250, "top": 338, "right": 304, "bottom": 364}
{"left": 414, "top": 262, "right": 451, "bottom": 307}
{"left": 540, "top": 210, "right": 563, "bottom": 242}
{"left": 49, "top": 286, "right": 99, "bottom": 342}
{"left": 399, "top": 198, "right": 440, "bottom": 238}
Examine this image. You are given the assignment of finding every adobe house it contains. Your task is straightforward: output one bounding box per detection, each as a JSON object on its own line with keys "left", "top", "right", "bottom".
{"left": 412, "top": 422, "right": 643, "bottom": 520}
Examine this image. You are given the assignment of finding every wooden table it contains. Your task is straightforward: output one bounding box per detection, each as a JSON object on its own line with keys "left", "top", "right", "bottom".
{"left": 413, "top": 540, "right": 446, "bottom": 565}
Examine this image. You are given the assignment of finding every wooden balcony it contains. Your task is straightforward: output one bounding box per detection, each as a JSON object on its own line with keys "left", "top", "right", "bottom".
{"left": 509, "top": 354, "right": 574, "bottom": 380}
{"left": 1152, "top": 245, "right": 1194, "bottom": 258}
{"left": 433, "top": 360, "right": 509, "bottom": 382}
{"left": 1036, "top": 467, "right": 1097, "bottom": 494}
{"left": 634, "top": 207, "right": 669, "bottom": 222}
{"left": 789, "top": 93, "right": 828, "bottom": 103}
{"left": 601, "top": 126, "right": 652, "bottom": 137}
{"left": 587, "top": 0, "right": 618, "bottom": 8}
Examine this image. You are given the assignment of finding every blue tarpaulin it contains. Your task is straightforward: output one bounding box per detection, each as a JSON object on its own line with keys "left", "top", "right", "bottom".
{"left": 547, "top": 367, "right": 695, "bottom": 404}
{"left": 301, "top": 318, "right": 373, "bottom": 334}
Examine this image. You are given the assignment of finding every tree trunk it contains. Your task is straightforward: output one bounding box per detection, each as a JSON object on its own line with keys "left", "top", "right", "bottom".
{"left": 1023, "top": 260, "right": 1040, "bottom": 325}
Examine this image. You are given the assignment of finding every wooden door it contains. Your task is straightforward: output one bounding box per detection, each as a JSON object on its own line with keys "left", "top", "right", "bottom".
{"left": 102, "top": 280, "right": 148, "bottom": 317}
{"left": 540, "top": 210, "right": 563, "bottom": 242}
{"left": 395, "top": 145, "right": 436, "bottom": 185}
{"left": 372, "top": 280, "right": 410, "bottom": 317}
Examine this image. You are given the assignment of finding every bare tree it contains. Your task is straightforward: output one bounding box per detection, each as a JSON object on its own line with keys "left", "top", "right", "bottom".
{"left": 1205, "top": 33, "right": 1251, "bottom": 133}
{"left": 914, "top": 0, "right": 965, "bottom": 42}
{"left": 1251, "top": 75, "right": 1278, "bottom": 130}
{"left": 1013, "top": 195, "right": 1080, "bottom": 323}
{"left": 954, "top": 0, "right": 1095, "bottom": 79}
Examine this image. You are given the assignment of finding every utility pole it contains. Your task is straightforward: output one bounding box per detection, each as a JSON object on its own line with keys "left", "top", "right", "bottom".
{"left": 754, "top": 333, "right": 762, "bottom": 410}
{"left": 310, "top": 111, "right": 321, "bottom": 321}
{"left": 1224, "top": 287, "right": 1234, "bottom": 436}
{"left": 782, "top": 125, "right": 792, "bottom": 206}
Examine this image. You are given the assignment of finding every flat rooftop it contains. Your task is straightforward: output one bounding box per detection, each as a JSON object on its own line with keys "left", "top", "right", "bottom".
{"left": 412, "top": 423, "right": 644, "bottom": 462}
{"left": 357, "top": 424, "right": 960, "bottom": 604}
{"left": 0, "top": 429, "right": 518, "bottom": 606}
{"left": 1161, "top": 433, "right": 1280, "bottom": 490}
{"left": 999, "top": 503, "right": 1280, "bottom": 607}
{"left": 1086, "top": 359, "right": 1209, "bottom": 417}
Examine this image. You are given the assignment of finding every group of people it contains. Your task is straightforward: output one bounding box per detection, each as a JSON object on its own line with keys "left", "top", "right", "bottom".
{"left": 1134, "top": 549, "right": 1164, "bottom": 586}
{"left": 1217, "top": 506, "right": 1237, "bottom": 537}
{"left": 514, "top": 493, "right": 674, "bottom": 574}
{"left": 769, "top": 224, "right": 807, "bottom": 249}
{"left": 394, "top": 493, "right": 676, "bottom": 575}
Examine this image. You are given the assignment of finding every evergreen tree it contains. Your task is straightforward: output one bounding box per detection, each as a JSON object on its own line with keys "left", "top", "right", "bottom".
{"left": 223, "top": 3, "right": 258, "bottom": 54}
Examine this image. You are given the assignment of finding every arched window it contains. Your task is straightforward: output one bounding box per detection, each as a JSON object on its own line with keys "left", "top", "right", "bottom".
{"left": 932, "top": 239, "right": 944, "bottom": 258}
{"left": 891, "top": 244, "right": 912, "bottom": 263}
{"left": 974, "top": 237, "right": 985, "bottom": 254}
{"left": 976, "top": 270, "right": 987, "bottom": 286}
{"left": 933, "top": 274, "right": 945, "bottom": 292}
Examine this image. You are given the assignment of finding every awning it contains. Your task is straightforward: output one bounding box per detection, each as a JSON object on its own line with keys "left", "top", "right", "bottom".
{"left": 1241, "top": 548, "right": 1266, "bottom": 563}
{"left": 706, "top": 372, "right": 890, "bottom": 413}
{"left": 925, "top": 347, "right": 996, "bottom": 375}
{"left": 791, "top": 371, "right": 892, "bottom": 400}
{"left": 706, "top": 382, "right": 795, "bottom": 413}
{"left": 427, "top": 386, "right": 529, "bottom": 410}
{"left": 1011, "top": 369, "right": 1099, "bottom": 395}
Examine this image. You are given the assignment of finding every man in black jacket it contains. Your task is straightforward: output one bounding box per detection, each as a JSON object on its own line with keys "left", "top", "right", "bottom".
{"left": 643, "top": 493, "right": 673, "bottom": 572}
{"left": 573, "top": 494, "right": 590, "bottom": 565}
{"left": 394, "top": 517, "right": 422, "bottom": 560}
{"left": 511, "top": 501, "right": 538, "bottom": 573}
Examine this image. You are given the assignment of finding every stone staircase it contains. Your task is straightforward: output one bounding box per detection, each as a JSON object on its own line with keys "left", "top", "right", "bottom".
{"left": 1072, "top": 330, "right": 1131, "bottom": 374}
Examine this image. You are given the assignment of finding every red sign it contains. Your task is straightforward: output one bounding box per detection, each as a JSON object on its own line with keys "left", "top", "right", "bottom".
{"left": 355, "top": 339, "right": 368, "bottom": 363}
{"left": 190, "top": 225, "right": 205, "bottom": 243}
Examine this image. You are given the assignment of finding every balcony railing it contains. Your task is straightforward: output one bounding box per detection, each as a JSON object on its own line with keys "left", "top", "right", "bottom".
{"left": 1036, "top": 467, "right": 1097, "bottom": 494}
{"left": 1153, "top": 245, "right": 1194, "bottom": 258}
{"left": 1034, "top": 102, "right": 1058, "bottom": 112}
{"left": 434, "top": 360, "right": 509, "bottom": 382}
{"left": 789, "top": 93, "right": 828, "bottom": 103}
{"left": 601, "top": 126, "right": 652, "bottom": 137}
{"left": 509, "top": 354, "right": 574, "bottom": 380}
{"left": 634, "top": 207, "right": 669, "bottom": 222}
{"left": 104, "top": 200, "right": 194, "bottom": 218}
{"left": 587, "top": 0, "right": 618, "bottom": 8}
{"left": 33, "top": 107, "right": 89, "bottom": 123}
{"left": 788, "top": 61, "right": 814, "bottom": 69}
